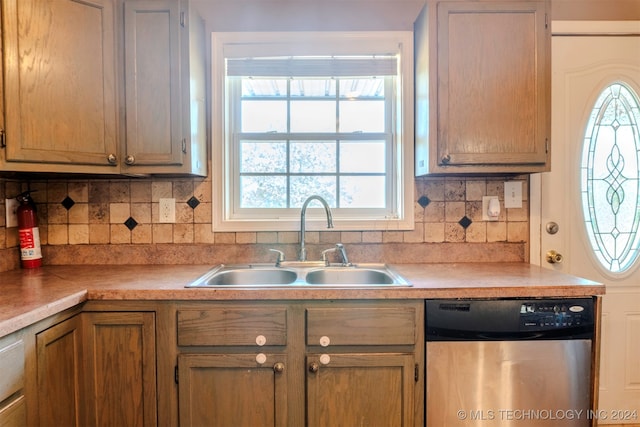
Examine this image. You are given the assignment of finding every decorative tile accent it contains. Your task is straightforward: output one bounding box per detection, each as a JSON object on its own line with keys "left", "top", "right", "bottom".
{"left": 61, "top": 196, "right": 75, "bottom": 210}
{"left": 187, "top": 196, "right": 201, "bottom": 209}
{"left": 124, "top": 217, "right": 138, "bottom": 231}
{"left": 458, "top": 215, "right": 472, "bottom": 229}
{"left": 418, "top": 195, "right": 430, "bottom": 208}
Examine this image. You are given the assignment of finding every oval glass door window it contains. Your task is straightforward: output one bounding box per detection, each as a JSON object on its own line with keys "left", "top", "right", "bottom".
{"left": 581, "top": 83, "right": 640, "bottom": 273}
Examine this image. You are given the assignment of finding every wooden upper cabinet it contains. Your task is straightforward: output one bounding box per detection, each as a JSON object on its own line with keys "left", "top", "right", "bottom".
{"left": 1, "top": 0, "right": 119, "bottom": 173}
{"left": 0, "top": 0, "right": 207, "bottom": 176}
{"left": 415, "top": 0, "right": 551, "bottom": 175}
{"left": 121, "top": 0, "right": 207, "bottom": 175}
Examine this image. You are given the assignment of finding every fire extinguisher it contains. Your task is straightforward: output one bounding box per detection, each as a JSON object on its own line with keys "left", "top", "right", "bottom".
{"left": 16, "top": 190, "right": 42, "bottom": 269}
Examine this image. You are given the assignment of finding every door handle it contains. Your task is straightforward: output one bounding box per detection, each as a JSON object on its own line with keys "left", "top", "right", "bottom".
{"left": 546, "top": 250, "right": 564, "bottom": 264}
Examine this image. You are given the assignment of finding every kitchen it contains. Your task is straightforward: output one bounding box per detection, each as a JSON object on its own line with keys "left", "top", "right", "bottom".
{"left": 0, "top": 0, "right": 638, "bottom": 426}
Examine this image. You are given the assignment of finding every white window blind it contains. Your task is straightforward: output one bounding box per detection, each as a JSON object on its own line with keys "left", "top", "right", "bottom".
{"left": 226, "top": 56, "right": 398, "bottom": 78}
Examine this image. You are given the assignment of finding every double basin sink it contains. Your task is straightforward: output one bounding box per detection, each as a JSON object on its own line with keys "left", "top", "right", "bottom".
{"left": 187, "top": 263, "right": 411, "bottom": 288}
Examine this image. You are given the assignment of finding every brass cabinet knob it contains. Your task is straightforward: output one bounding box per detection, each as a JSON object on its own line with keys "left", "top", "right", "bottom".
{"left": 125, "top": 155, "right": 135, "bottom": 165}
{"left": 107, "top": 153, "right": 117, "bottom": 165}
{"left": 273, "top": 362, "right": 284, "bottom": 373}
{"left": 441, "top": 154, "right": 451, "bottom": 164}
{"left": 546, "top": 250, "right": 564, "bottom": 264}
{"left": 308, "top": 362, "right": 319, "bottom": 373}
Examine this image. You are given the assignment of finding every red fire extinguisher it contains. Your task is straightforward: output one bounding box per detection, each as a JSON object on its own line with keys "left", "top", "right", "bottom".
{"left": 17, "top": 191, "right": 42, "bottom": 269}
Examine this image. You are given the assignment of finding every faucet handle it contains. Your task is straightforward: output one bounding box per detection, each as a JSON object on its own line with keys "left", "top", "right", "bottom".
{"left": 335, "top": 243, "right": 352, "bottom": 267}
{"left": 321, "top": 247, "right": 337, "bottom": 266}
{"left": 269, "top": 249, "right": 285, "bottom": 266}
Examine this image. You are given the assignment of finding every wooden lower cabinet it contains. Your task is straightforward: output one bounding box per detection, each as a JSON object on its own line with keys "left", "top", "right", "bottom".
{"left": 175, "top": 300, "right": 424, "bottom": 427}
{"left": 22, "top": 300, "right": 422, "bottom": 427}
{"left": 82, "top": 312, "right": 157, "bottom": 427}
{"left": 36, "top": 316, "right": 82, "bottom": 427}
{"left": 306, "top": 353, "right": 416, "bottom": 427}
{"left": 35, "top": 311, "right": 157, "bottom": 427}
{"left": 178, "top": 353, "right": 288, "bottom": 427}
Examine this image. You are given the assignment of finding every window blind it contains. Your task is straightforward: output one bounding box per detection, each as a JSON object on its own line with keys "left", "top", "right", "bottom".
{"left": 226, "top": 56, "right": 398, "bottom": 78}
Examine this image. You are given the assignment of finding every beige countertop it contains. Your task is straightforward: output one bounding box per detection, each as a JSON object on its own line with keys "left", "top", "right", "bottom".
{"left": 0, "top": 263, "right": 603, "bottom": 337}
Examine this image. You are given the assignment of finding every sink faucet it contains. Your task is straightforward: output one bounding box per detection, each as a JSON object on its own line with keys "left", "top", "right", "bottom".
{"left": 335, "top": 243, "right": 352, "bottom": 267}
{"left": 299, "top": 195, "right": 334, "bottom": 261}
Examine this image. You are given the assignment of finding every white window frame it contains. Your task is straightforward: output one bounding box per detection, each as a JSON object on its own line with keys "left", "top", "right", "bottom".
{"left": 211, "top": 31, "right": 415, "bottom": 232}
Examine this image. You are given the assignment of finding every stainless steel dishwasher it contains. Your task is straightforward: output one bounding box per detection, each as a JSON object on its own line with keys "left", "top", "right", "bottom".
{"left": 426, "top": 298, "right": 595, "bottom": 426}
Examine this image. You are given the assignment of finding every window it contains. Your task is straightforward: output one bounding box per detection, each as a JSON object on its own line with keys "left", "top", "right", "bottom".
{"left": 211, "top": 32, "right": 414, "bottom": 231}
{"left": 581, "top": 82, "right": 640, "bottom": 274}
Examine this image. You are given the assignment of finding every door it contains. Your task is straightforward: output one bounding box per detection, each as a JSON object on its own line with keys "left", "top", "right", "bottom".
{"left": 534, "top": 22, "right": 640, "bottom": 423}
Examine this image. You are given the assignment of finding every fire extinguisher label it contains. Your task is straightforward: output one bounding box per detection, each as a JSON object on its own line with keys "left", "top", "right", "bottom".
{"left": 19, "top": 227, "right": 42, "bottom": 260}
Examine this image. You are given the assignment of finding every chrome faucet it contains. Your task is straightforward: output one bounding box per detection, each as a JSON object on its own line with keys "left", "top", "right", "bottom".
{"left": 299, "top": 195, "right": 334, "bottom": 261}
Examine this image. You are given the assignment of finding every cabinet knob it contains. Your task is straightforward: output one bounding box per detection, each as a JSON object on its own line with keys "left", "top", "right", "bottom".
{"left": 273, "top": 362, "right": 284, "bottom": 373}
{"left": 256, "top": 353, "right": 267, "bottom": 365}
{"left": 107, "top": 154, "right": 117, "bottom": 165}
{"left": 125, "top": 155, "right": 135, "bottom": 165}
{"left": 255, "top": 335, "right": 267, "bottom": 346}
{"left": 308, "top": 362, "right": 319, "bottom": 373}
{"left": 441, "top": 154, "right": 451, "bottom": 164}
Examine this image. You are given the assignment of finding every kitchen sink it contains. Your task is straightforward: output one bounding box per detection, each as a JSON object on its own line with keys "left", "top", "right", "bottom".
{"left": 188, "top": 265, "right": 299, "bottom": 287}
{"left": 305, "top": 267, "right": 398, "bottom": 285}
{"left": 186, "top": 263, "right": 410, "bottom": 288}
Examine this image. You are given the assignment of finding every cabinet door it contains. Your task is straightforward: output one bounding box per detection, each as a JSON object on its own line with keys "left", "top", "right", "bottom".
{"left": 419, "top": 0, "right": 550, "bottom": 173}
{"left": 122, "top": 0, "right": 183, "bottom": 171}
{"left": 306, "top": 353, "right": 416, "bottom": 427}
{"left": 36, "top": 316, "right": 82, "bottom": 427}
{"left": 1, "top": 0, "right": 119, "bottom": 172}
{"left": 178, "top": 353, "right": 288, "bottom": 427}
{"left": 82, "top": 312, "right": 157, "bottom": 427}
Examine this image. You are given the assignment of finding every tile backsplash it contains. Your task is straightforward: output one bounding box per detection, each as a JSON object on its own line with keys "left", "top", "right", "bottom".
{"left": 0, "top": 174, "right": 529, "bottom": 272}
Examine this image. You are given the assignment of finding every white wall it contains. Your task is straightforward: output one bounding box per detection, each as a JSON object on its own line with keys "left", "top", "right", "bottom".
{"left": 192, "top": 0, "right": 425, "bottom": 32}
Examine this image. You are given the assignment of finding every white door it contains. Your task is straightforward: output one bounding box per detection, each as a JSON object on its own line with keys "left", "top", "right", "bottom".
{"left": 533, "top": 22, "right": 640, "bottom": 424}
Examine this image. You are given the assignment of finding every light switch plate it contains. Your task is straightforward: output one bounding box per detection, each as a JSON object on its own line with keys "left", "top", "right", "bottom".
{"left": 5, "top": 198, "right": 19, "bottom": 228}
{"left": 504, "top": 181, "right": 523, "bottom": 208}
{"left": 159, "top": 198, "right": 175, "bottom": 223}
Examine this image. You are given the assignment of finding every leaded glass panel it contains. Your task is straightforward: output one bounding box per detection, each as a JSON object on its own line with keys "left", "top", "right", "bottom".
{"left": 581, "top": 83, "right": 640, "bottom": 273}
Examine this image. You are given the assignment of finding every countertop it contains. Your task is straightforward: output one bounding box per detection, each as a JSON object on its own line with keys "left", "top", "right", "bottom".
{"left": 0, "top": 263, "right": 604, "bottom": 337}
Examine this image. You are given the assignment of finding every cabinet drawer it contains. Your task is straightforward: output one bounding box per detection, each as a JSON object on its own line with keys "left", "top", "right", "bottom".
{"left": 0, "top": 338, "right": 24, "bottom": 404}
{"left": 306, "top": 307, "right": 416, "bottom": 346}
{"left": 0, "top": 395, "right": 26, "bottom": 427}
{"left": 178, "top": 307, "right": 287, "bottom": 346}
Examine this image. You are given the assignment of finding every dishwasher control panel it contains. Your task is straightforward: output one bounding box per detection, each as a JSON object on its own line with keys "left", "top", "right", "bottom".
{"left": 519, "top": 299, "right": 593, "bottom": 331}
{"left": 426, "top": 298, "right": 595, "bottom": 340}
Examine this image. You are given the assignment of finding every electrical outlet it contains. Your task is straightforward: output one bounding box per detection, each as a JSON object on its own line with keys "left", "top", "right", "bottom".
{"left": 482, "top": 196, "right": 500, "bottom": 221}
{"left": 159, "top": 198, "right": 175, "bottom": 223}
{"left": 5, "top": 198, "right": 19, "bottom": 228}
